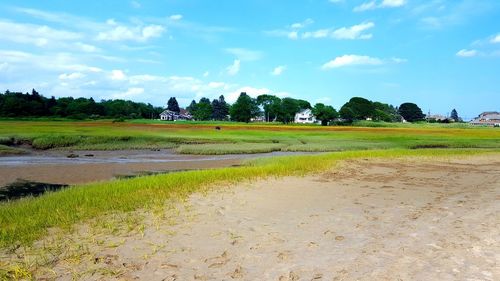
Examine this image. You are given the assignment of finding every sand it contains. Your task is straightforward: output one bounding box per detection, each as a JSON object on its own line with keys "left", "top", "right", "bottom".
{"left": 5, "top": 155, "right": 500, "bottom": 280}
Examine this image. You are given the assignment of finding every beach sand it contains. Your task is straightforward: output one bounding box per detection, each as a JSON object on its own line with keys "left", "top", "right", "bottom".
{"left": 7, "top": 154, "right": 500, "bottom": 280}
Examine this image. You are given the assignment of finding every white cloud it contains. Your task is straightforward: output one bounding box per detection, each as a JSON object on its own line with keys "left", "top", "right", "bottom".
{"left": 225, "top": 48, "right": 263, "bottom": 61}
{"left": 96, "top": 21, "right": 165, "bottom": 42}
{"left": 208, "top": 82, "right": 229, "bottom": 89}
{"left": 291, "top": 18, "right": 314, "bottom": 29}
{"left": 264, "top": 29, "right": 300, "bottom": 40}
{"left": 271, "top": 65, "right": 286, "bottom": 76}
{"left": 456, "top": 49, "right": 478, "bottom": 57}
{"left": 302, "top": 29, "right": 330, "bottom": 39}
{"left": 110, "top": 70, "right": 127, "bottom": 81}
{"left": 203, "top": 71, "right": 210, "bottom": 77}
{"left": 169, "top": 14, "right": 183, "bottom": 21}
{"left": 0, "top": 62, "right": 9, "bottom": 72}
{"left": 272, "top": 21, "right": 374, "bottom": 41}
{"left": 75, "top": 42, "right": 100, "bottom": 53}
{"left": 381, "top": 0, "right": 406, "bottom": 7}
{"left": 59, "top": 72, "right": 86, "bottom": 80}
{"left": 354, "top": 0, "right": 406, "bottom": 12}
{"left": 112, "top": 87, "right": 144, "bottom": 99}
{"left": 0, "top": 20, "right": 82, "bottom": 48}
{"left": 226, "top": 60, "right": 241, "bottom": 76}
{"left": 491, "top": 34, "right": 500, "bottom": 44}
{"left": 321, "top": 54, "right": 405, "bottom": 69}
{"left": 331, "top": 22, "right": 374, "bottom": 40}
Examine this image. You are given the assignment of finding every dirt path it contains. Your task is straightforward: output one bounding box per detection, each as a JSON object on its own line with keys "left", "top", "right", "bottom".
{"left": 7, "top": 155, "right": 500, "bottom": 280}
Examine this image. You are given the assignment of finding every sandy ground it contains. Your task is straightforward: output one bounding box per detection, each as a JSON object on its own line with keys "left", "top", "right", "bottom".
{"left": 5, "top": 155, "right": 500, "bottom": 280}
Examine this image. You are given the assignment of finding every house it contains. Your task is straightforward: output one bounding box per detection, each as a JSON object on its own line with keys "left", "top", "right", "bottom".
{"left": 160, "top": 109, "right": 192, "bottom": 121}
{"left": 469, "top": 112, "right": 500, "bottom": 127}
{"left": 294, "top": 109, "right": 317, "bottom": 124}
{"left": 426, "top": 114, "right": 448, "bottom": 122}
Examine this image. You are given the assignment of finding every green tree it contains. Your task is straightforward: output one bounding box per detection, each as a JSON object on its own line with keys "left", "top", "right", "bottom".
{"left": 230, "top": 92, "right": 260, "bottom": 123}
{"left": 312, "top": 103, "right": 338, "bottom": 126}
{"left": 277, "top": 97, "right": 300, "bottom": 123}
{"left": 373, "top": 102, "right": 399, "bottom": 122}
{"left": 256, "top": 94, "right": 281, "bottom": 122}
{"left": 339, "top": 97, "right": 375, "bottom": 120}
{"left": 212, "top": 95, "right": 230, "bottom": 120}
{"left": 192, "top": 97, "right": 213, "bottom": 120}
{"left": 450, "top": 109, "right": 459, "bottom": 122}
{"left": 186, "top": 100, "right": 197, "bottom": 114}
{"left": 399, "top": 102, "right": 425, "bottom": 122}
{"left": 167, "top": 97, "right": 180, "bottom": 113}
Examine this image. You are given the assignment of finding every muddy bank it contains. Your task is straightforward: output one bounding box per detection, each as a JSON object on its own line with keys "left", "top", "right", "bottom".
{"left": 0, "top": 149, "right": 313, "bottom": 187}
{"left": 20, "top": 154, "right": 498, "bottom": 280}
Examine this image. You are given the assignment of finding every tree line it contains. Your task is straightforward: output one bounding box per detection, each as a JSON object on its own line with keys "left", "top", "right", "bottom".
{"left": 1, "top": 89, "right": 431, "bottom": 124}
{"left": 0, "top": 90, "right": 163, "bottom": 119}
{"left": 177, "top": 93, "right": 427, "bottom": 125}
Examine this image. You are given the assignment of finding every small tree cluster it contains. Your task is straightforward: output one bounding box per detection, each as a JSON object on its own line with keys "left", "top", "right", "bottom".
{"left": 186, "top": 95, "right": 230, "bottom": 121}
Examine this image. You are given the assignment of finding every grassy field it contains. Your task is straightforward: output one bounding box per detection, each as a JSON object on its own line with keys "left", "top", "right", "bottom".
{"left": 0, "top": 120, "right": 498, "bottom": 154}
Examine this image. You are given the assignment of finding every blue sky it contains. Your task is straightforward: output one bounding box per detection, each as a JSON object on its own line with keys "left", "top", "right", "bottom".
{"left": 0, "top": 0, "right": 499, "bottom": 119}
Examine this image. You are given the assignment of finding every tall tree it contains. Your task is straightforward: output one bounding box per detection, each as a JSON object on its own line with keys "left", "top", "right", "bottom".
{"left": 450, "top": 109, "right": 459, "bottom": 122}
{"left": 212, "top": 95, "right": 229, "bottom": 120}
{"left": 230, "top": 92, "right": 260, "bottom": 123}
{"left": 399, "top": 102, "right": 425, "bottom": 122}
{"left": 256, "top": 94, "right": 281, "bottom": 122}
{"left": 186, "top": 100, "right": 197, "bottom": 114}
{"left": 277, "top": 97, "right": 301, "bottom": 123}
{"left": 167, "top": 97, "right": 180, "bottom": 113}
{"left": 312, "top": 103, "right": 338, "bottom": 126}
{"left": 191, "top": 97, "right": 213, "bottom": 120}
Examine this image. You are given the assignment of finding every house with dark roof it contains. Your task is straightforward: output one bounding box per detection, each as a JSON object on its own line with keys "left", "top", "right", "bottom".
{"left": 159, "top": 109, "right": 192, "bottom": 121}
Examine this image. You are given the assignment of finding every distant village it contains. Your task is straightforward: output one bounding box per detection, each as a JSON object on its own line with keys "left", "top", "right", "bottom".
{"left": 159, "top": 93, "right": 500, "bottom": 127}
{"left": 0, "top": 89, "right": 498, "bottom": 127}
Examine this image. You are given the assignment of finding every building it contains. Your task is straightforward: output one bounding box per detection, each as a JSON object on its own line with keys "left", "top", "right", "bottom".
{"left": 160, "top": 109, "right": 192, "bottom": 121}
{"left": 294, "top": 109, "right": 317, "bottom": 124}
{"left": 469, "top": 112, "right": 500, "bottom": 127}
{"left": 426, "top": 114, "right": 449, "bottom": 122}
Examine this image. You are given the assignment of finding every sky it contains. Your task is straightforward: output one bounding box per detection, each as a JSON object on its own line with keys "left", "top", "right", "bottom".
{"left": 0, "top": 0, "right": 499, "bottom": 120}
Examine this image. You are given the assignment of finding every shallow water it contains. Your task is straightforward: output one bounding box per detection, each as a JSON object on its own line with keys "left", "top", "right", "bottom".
{"left": 0, "top": 149, "right": 317, "bottom": 189}
{"left": 0, "top": 149, "right": 308, "bottom": 166}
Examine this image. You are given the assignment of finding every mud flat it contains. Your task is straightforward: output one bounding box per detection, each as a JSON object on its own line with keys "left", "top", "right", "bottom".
{"left": 11, "top": 154, "right": 498, "bottom": 280}
{"left": 0, "top": 149, "right": 311, "bottom": 187}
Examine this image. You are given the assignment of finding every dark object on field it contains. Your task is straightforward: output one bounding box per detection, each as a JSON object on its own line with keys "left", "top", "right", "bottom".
{"left": 215, "top": 126, "right": 221, "bottom": 130}
{"left": 0, "top": 180, "right": 68, "bottom": 201}
{"left": 84, "top": 154, "right": 94, "bottom": 157}
{"left": 67, "top": 153, "right": 79, "bottom": 158}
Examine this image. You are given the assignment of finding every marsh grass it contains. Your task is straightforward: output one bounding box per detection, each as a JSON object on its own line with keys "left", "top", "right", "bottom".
{"left": 176, "top": 142, "right": 286, "bottom": 154}
{"left": 0, "top": 120, "right": 499, "bottom": 154}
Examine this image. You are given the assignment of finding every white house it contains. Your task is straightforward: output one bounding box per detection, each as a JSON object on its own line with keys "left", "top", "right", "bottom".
{"left": 470, "top": 112, "right": 500, "bottom": 127}
{"left": 160, "top": 109, "right": 192, "bottom": 121}
{"left": 294, "top": 109, "right": 317, "bottom": 124}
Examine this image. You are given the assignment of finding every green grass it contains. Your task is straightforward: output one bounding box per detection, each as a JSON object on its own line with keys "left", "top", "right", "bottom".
{"left": 176, "top": 142, "right": 286, "bottom": 154}
{"left": 0, "top": 120, "right": 498, "bottom": 155}
{"left": 0, "top": 148, "right": 498, "bottom": 248}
